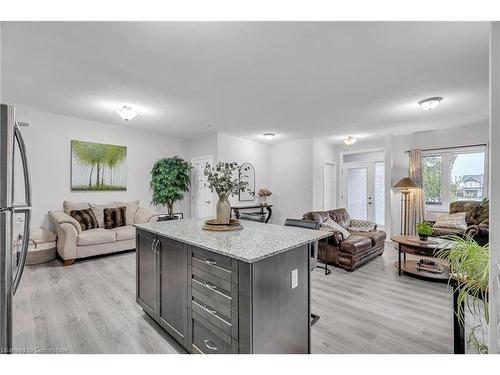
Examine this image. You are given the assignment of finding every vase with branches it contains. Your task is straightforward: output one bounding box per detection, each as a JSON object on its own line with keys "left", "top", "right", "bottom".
{"left": 435, "top": 236, "right": 489, "bottom": 353}
{"left": 150, "top": 156, "right": 192, "bottom": 219}
{"left": 204, "top": 162, "right": 249, "bottom": 224}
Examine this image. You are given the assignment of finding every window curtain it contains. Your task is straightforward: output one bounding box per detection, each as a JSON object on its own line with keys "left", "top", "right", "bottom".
{"left": 408, "top": 149, "right": 425, "bottom": 235}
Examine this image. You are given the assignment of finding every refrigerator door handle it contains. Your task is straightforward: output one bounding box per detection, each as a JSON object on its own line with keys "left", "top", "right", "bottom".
{"left": 13, "top": 123, "right": 32, "bottom": 208}
{"left": 12, "top": 208, "right": 30, "bottom": 295}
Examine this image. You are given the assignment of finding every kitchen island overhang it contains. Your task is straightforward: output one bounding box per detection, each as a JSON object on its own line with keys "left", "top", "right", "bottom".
{"left": 134, "top": 219, "right": 329, "bottom": 354}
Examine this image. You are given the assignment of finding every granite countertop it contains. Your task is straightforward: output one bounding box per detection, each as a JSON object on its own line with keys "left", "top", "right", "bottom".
{"left": 134, "top": 218, "right": 330, "bottom": 263}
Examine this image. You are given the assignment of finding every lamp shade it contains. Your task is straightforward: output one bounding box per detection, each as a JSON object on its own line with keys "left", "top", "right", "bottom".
{"left": 393, "top": 177, "right": 419, "bottom": 190}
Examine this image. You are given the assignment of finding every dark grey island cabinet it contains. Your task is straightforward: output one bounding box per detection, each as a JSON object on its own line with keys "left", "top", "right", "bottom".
{"left": 135, "top": 219, "right": 329, "bottom": 354}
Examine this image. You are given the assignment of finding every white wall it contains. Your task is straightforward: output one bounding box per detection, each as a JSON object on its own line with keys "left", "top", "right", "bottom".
{"left": 269, "top": 138, "right": 313, "bottom": 225}
{"left": 188, "top": 133, "right": 218, "bottom": 161}
{"left": 15, "top": 105, "right": 189, "bottom": 230}
{"left": 489, "top": 21, "right": 500, "bottom": 354}
{"left": 312, "top": 138, "right": 336, "bottom": 211}
{"left": 216, "top": 133, "right": 271, "bottom": 206}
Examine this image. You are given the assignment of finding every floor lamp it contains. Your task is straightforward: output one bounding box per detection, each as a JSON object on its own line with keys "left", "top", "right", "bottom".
{"left": 393, "top": 177, "right": 419, "bottom": 235}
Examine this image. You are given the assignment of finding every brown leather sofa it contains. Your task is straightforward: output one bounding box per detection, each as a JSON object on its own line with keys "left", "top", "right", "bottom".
{"left": 429, "top": 200, "right": 489, "bottom": 246}
{"left": 303, "top": 208, "right": 386, "bottom": 271}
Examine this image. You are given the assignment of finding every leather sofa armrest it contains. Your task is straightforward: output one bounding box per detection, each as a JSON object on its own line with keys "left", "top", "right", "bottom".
{"left": 319, "top": 229, "right": 342, "bottom": 245}
{"left": 49, "top": 210, "right": 82, "bottom": 234}
{"left": 134, "top": 207, "right": 160, "bottom": 224}
{"left": 465, "top": 224, "right": 489, "bottom": 239}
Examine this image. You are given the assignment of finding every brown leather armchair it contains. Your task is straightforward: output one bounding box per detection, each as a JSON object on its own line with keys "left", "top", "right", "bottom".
{"left": 303, "top": 208, "right": 386, "bottom": 271}
{"left": 429, "top": 201, "right": 489, "bottom": 246}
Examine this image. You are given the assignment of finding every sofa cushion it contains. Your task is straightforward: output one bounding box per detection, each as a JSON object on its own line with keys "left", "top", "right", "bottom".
{"left": 449, "top": 201, "right": 486, "bottom": 226}
{"left": 431, "top": 227, "right": 465, "bottom": 237}
{"left": 104, "top": 206, "right": 127, "bottom": 229}
{"left": 350, "top": 230, "right": 386, "bottom": 246}
{"left": 77, "top": 228, "right": 116, "bottom": 246}
{"left": 63, "top": 201, "right": 90, "bottom": 215}
{"left": 330, "top": 208, "right": 351, "bottom": 229}
{"left": 340, "top": 235, "right": 372, "bottom": 254}
{"left": 114, "top": 200, "right": 139, "bottom": 225}
{"left": 111, "top": 225, "right": 136, "bottom": 241}
{"left": 69, "top": 208, "right": 99, "bottom": 231}
{"left": 433, "top": 212, "right": 468, "bottom": 230}
{"left": 90, "top": 203, "right": 117, "bottom": 228}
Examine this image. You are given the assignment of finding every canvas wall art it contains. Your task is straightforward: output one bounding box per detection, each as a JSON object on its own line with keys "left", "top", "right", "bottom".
{"left": 71, "top": 140, "right": 127, "bottom": 191}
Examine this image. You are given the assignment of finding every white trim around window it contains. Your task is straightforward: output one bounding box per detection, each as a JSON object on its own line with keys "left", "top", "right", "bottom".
{"left": 422, "top": 145, "right": 488, "bottom": 211}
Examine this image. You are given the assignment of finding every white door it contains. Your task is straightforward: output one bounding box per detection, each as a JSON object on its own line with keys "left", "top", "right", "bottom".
{"left": 323, "top": 161, "right": 336, "bottom": 210}
{"left": 342, "top": 161, "right": 385, "bottom": 225}
{"left": 191, "top": 156, "right": 214, "bottom": 219}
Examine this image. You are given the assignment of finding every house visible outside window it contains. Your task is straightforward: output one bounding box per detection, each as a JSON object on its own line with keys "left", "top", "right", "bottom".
{"left": 421, "top": 146, "right": 488, "bottom": 210}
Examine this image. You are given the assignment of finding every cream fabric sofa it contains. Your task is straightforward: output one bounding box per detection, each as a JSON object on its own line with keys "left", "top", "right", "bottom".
{"left": 49, "top": 201, "right": 159, "bottom": 265}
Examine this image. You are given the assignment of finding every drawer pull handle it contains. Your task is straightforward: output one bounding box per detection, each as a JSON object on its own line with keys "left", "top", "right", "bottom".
{"left": 204, "top": 258, "right": 217, "bottom": 266}
{"left": 204, "top": 339, "right": 218, "bottom": 351}
{"left": 204, "top": 281, "right": 217, "bottom": 290}
{"left": 203, "top": 304, "right": 217, "bottom": 315}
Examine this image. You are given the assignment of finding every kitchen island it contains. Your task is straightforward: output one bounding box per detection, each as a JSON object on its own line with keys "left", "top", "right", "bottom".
{"left": 133, "top": 218, "right": 329, "bottom": 354}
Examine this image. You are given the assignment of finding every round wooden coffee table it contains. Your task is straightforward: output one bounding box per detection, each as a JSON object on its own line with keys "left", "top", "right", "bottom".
{"left": 390, "top": 235, "right": 450, "bottom": 282}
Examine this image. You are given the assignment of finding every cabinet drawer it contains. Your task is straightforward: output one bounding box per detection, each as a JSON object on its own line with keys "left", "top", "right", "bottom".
{"left": 192, "top": 313, "right": 237, "bottom": 354}
{"left": 192, "top": 256, "right": 237, "bottom": 284}
{"left": 192, "top": 300, "right": 232, "bottom": 335}
{"left": 191, "top": 277, "right": 239, "bottom": 311}
{"left": 192, "top": 267, "right": 232, "bottom": 298}
{"left": 192, "top": 288, "right": 234, "bottom": 318}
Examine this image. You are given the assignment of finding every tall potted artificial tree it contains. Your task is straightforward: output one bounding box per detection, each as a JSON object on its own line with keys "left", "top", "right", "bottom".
{"left": 204, "top": 162, "right": 249, "bottom": 224}
{"left": 150, "top": 156, "right": 192, "bottom": 219}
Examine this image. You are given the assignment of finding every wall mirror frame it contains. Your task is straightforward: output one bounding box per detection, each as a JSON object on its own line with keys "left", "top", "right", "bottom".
{"left": 239, "top": 162, "right": 255, "bottom": 201}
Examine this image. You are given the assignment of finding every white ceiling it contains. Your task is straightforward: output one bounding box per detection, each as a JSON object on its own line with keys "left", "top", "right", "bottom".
{"left": 1, "top": 22, "right": 489, "bottom": 143}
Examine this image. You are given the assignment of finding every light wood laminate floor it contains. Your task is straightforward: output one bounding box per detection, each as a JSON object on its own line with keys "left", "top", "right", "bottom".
{"left": 13, "top": 243, "right": 453, "bottom": 354}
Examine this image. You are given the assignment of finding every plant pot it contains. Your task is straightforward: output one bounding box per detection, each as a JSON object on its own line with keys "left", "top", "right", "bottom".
{"left": 418, "top": 234, "right": 429, "bottom": 241}
{"left": 258, "top": 196, "right": 268, "bottom": 205}
{"left": 216, "top": 195, "right": 231, "bottom": 224}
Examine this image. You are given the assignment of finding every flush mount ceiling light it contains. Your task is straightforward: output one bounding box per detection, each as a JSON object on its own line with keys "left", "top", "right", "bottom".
{"left": 115, "top": 105, "right": 138, "bottom": 121}
{"left": 343, "top": 136, "right": 358, "bottom": 146}
{"left": 418, "top": 96, "right": 443, "bottom": 111}
{"left": 263, "top": 132, "right": 276, "bottom": 140}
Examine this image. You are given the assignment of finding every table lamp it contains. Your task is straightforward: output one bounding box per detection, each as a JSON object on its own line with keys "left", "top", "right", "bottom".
{"left": 393, "top": 177, "right": 419, "bottom": 235}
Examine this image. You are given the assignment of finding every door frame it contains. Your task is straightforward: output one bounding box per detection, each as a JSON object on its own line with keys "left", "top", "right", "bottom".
{"left": 323, "top": 160, "right": 337, "bottom": 210}
{"left": 190, "top": 155, "right": 214, "bottom": 219}
{"left": 340, "top": 148, "right": 385, "bottom": 223}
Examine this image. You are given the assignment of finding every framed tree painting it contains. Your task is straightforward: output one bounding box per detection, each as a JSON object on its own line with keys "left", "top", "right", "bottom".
{"left": 71, "top": 140, "right": 127, "bottom": 191}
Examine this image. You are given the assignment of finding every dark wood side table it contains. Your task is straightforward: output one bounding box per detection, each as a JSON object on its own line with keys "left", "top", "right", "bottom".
{"left": 390, "top": 235, "right": 449, "bottom": 282}
{"left": 231, "top": 204, "right": 273, "bottom": 223}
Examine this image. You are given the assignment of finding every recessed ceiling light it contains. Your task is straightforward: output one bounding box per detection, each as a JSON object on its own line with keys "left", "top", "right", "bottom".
{"left": 343, "top": 136, "right": 358, "bottom": 146}
{"left": 116, "top": 105, "right": 138, "bottom": 121}
{"left": 263, "top": 132, "right": 276, "bottom": 140}
{"left": 418, "top": 96, "right": 443, "bottom": 111}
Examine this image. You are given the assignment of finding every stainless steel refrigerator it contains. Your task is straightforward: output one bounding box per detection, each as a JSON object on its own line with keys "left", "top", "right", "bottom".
{"left": 0, "top": 104, "right": 31, "bottom": 353}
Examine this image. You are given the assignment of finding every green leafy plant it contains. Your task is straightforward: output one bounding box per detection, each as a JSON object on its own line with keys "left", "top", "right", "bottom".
{"left": 416, "top": 221, "right": 433, "bottom": 236}
{"left": 480, "top": 197, "right": 489, "bottom": 210}
{"left": 204, "top": 162, "right": 249, "bottom": 197}
{"left": 150, "top": 156, "right": 192, "bottom": 218}
{"left": 435, "top": 235, "right": 489, "bottom": 353}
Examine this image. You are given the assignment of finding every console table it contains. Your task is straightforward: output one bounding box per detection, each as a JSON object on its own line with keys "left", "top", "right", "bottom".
{"left": 231, "top": 204, "right": 273, "bottom": 223}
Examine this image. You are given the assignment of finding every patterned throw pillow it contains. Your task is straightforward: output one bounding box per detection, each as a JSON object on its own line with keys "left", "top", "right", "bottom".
{"left": 348, "top": 219, "right": 376, "bottom": 232}
{"left": 321, "top": 217, "right": 351, "bottom": 240}
{"left": 433, "top": 212, "right": 468, "bottom": 230}
{"left": 103, "top": 206, "right": 127, "bottom": 229}
{"left": 69, "top": 208, "right": 98, "bottom": 231}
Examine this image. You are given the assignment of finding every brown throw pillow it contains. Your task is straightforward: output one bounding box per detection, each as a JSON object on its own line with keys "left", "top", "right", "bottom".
{"left": 104, "top": 206, "right": 127, "bottom": 229}
{"left": 69, "top": 208, "right": 98, "bottom": 231}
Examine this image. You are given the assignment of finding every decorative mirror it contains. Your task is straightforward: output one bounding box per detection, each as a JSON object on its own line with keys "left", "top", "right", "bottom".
{"left": 239, "top": 162, "right": 255, "bottom": 201}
